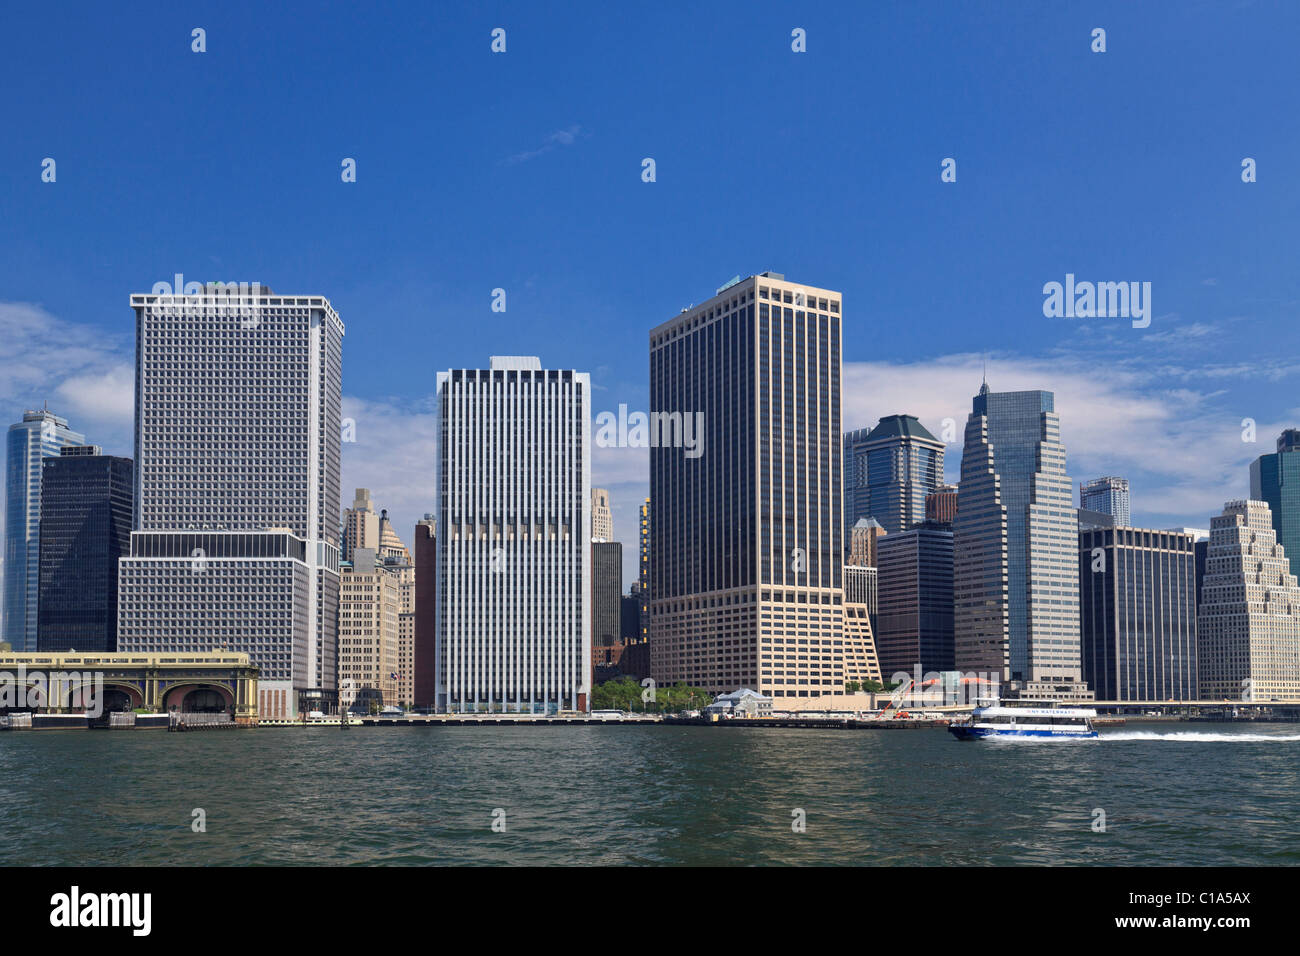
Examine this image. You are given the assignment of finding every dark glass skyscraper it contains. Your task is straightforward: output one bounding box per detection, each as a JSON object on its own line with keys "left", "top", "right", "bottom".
{"left": 1078, "top": 526, "right": 1198, "bottom": 701}
{"left": 1250, "top": 429, "right": 1300, "bottom": 582}
{"left": 876, "top": 521, "right": 954, "bottom": 679}
{"left": 844, "top": 415, "right": 944, "bottom": 536}
{"left": 36, "top": 446, "right": 133, "bottom": 652}
{"left": 592, "top": 541, "right": 623, "bottom": 680}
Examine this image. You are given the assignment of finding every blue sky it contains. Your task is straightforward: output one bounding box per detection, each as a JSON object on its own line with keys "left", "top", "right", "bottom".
{"left": 3, "top": 0, "right": 1299, "bottom": 585}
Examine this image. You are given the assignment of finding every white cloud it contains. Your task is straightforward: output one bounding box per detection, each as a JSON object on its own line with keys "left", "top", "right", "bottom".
{"left": 340, "top": 394, "right": 438, "bottom": 546}
{"left": 0, "top": 301, "right": 135, "bottom": 451}
{"left": 504, "top": 124, "right": 585, "bottom": 165}
{"left": 843, "top": 352, "right": 1271, "bottom": 528}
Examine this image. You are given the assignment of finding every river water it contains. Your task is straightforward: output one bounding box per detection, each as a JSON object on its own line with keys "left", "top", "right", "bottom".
{"left": 2, "top": 723, "right": 1296, "bottom": 865}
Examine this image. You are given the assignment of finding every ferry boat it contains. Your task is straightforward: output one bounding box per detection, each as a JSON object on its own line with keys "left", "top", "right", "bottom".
{"left": 948, "top": 699, "right": 1097, "bottom": 740}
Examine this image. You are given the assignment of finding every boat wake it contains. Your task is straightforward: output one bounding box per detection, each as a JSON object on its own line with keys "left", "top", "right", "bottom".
{"left": 1100, "top": 730, "right": 1300, "bottom": 742}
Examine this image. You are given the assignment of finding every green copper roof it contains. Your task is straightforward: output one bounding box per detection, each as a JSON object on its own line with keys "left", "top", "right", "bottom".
{"left": 864, "top": 414, "right": 938, "bottom": 443}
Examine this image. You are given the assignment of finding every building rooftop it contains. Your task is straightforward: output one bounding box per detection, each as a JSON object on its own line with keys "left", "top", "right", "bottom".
{"left": 490, "top": 356, "right": 542, "bottom": 371}
{"left": 864, "top": 414, "right": 938, "bottom": 443}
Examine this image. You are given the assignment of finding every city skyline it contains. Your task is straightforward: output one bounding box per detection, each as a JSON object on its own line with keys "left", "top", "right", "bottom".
{"left": 4, "top": 5, "right": 1299, "bottom": 591}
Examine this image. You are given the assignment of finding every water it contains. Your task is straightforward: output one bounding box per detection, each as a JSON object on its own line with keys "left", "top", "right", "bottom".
{"left": 3, "top": 722, "right": 1298, "bottom": 866}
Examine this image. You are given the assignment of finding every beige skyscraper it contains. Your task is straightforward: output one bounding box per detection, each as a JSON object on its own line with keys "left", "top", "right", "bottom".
{"left": 344, "top": 489, "right": 380, "bottom": 560}
{"left": 649, "top": 272, "right": 873, "bottom": 699}
{"left": 592, "top": 488, "right": 613, "bottom": 542}
{"left": 344, "top": 488, "right": 411, "bottom": 563}
{"left": 338, "top": 490, "right": 414, "bottom": 709}
{"left": 847, "top": 517, "right": 885, "bottom": 567}
{"left": 1198, "top": 499, "right": 1300, "bottom": 701}
{"left": 339, "top": 548, "right": 400, "bottom": 710}
{"left": 396, "top": 561, "right": 416, "bottom": 707}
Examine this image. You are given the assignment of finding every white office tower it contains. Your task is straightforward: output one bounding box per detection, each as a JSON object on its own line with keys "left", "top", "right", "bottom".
{"left": 1198, "top": 500, "right": 1300, "bottom": 701}
{"left": 117, "top": 286, "right": 344, "bottom": 718}
{"left": 435, "top": 356, "right": 591, "bottom": 713}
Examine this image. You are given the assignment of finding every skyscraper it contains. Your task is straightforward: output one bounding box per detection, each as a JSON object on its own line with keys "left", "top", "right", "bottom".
{"left": 844, "top": 415, "right": 945, "bottom": 535}
{"left": 343, "top": 488, "right": 410, "bottom": 563}
{"left": 395, "top": 550, "right": 416, "bottom": 708}
{"left": 591, "top": 488, "right": 613, "bottom": 542}
{"left": 339, "top": 490, "right": 413, "bottom": 709}
{"left": 37, "top": 446, "right": 133, "bottom": 652}
{"left": 847, "top": 516, "right": 885, "bottom": 567}
{"left": 954, "top": 381, "right": 1086, "bottom": 698}
{"left": 1250, "top": 430, "right": 1300, "bottom": 581}
{"left": 1079, "top": 526, "right": 1198, "bottom": 701}
{"left": 1079, "top": 476, "right": 1131, "bottom": 527}
{"left": 339, "top": 547, "right": 400, "bottom": 710}
{"left": 413, "top": 516, "right": 437, "bottom": 709}
{"left": 435, "top": 356, "right": 591, "bottom": 713}
{"left": 638, "top": 497, "right": 650, "bottom": 642}
{"left": 3, "top": 408, "right": 85, "bottom": 651}
{"left": 650, "top": 272, "right": 870, "bottom": 699}
{"left": 925, "top": 484, "right": 959, "bottom": 524}
{"left": 591, "top": 540, "right": 623, "bottom": 682}
{"left": 1198, "top": 500, "right": 1300, "bottom": 701}
{"left": 876, "top": 521, "right": 955, "bottom": 680}
{"left": 117, "top": 286, "right": 344, "bottom": 719}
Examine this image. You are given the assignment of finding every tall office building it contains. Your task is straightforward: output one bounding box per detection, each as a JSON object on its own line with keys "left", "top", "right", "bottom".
{"left": 638, "top": 497, "right": 650, "bottom": 642}
{"left": 1250, "top": 430, "right": 1300, "bottom": 581}
{"left": 1165, "top": 527, "right": 1211, "bottom": 609}
{"left": 36, "top": 446, "right": 133, "bottom": 652}
{"left": 926, "top": 484, "right": 959, "bottom": 524}
{"left": 591, "top": 488, "right": 613, "bottom": 542}
{"left": 342, "top": 488, "right": 380, "bottom": 561}
{"left": 847, "top": 516, "right": 885, "bottom": 567}
{"left": 954, "top": 381, "right": 1086, "bottom": 698}
{"left": 345, "top": 488, "right": 411, "bottom": 564}
{"left": 1080, "top": 476, "right": 1131, "bottom": 527}
{"left": 650, "top": 272, "right": 871, "bottom": 699}
{"left": 338, "top": 547, "right": 400, "bottom": 710}
{"left": 3, "top": 408, "right": 85, "bottom": 651}
{"left": 591, "top": 541, "right": 623, "bottom": 681}
{"left": 435, "top": 356, "right": 591, "bottom": 713}
{"left": 843, "top": 564, "right": 878, "bottom": 611}
{"left": 1198, "top": 500, "right": 1300, "bottom": 700}
{"left": 35, "top": 447, "right": 131, "bottom": 655}
{"left": 1079, "top": 526, "right": 1198, "bottom": 701}
{"left": 876, "top": 521, "right": 954, "bottom": 679}
{"left": 395, "top": 555, "right": 416, "bottom": 707}
{"left": 117, "top": 286, "right": 344, "bottom": 718}
{"left": 413, "top": 516, "right": 436, "bottom": 709}
{"left": 340, "top": 490, "right": 414, "bottom": 707}
{"left": 844, "top": 415, "right": 944, "bottom": 535}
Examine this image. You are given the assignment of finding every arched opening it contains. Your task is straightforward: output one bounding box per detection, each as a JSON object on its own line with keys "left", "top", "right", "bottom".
{"left": 163, "top": 683, "right": 234, "bottom": 714}
{"left": 101, "top": 688, "right": 134, "bottom": 713}
{"left": 182, "top": 689, "right": 227, "bottom": 713}
{"left": 73, "top": 682, "right": 143, "bottom": 714}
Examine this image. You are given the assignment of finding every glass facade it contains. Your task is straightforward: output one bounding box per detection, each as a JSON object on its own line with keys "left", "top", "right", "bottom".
{"left": 955, "top": 383, "right": 1083, "bottom": 693}
{"left": 844, "top": 416, "right": 944, "bottom": 537}
{"left": 2, "top": 410, "right": 85, "bottom": 651}
{"left": 1078, "top": 527, "right": 1198, "bottom": 701}
{"left": 876, "top": 524, "right": 954, "bottom": 679}
{"left": 1250, "top": 432, "right": 1300, "bottom": 583}
{"left": 36, "top": 449, "right": 133, "bottom": 652}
